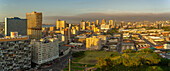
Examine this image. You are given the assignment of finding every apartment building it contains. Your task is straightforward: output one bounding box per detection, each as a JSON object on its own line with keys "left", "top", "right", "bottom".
{"left": 0, "top": 36, "right": 31, "bottom": 71}
{"left": 31, "top": 37, "right": 59, "bottom": 65}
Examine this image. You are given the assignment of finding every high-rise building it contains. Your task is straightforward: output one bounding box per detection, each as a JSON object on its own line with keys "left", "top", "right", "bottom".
{"left": 0, "top": 36, "right": 31, "bottom": 71}
{"left": 102, "top": 19, "right": 106, "bottom": 24}
{"left": 26, "top": 11, "right": 42, "bottom": 40}
{"left": 120, "top": 21, "right": 125, "bottom": 27}
{"left": 61, "top": 27, "right": 71, "bottom": 44}
{"left": 114, "top": 20, "right": 116, "bottom": 27}
{"left": 96, "top": 20, "right": 99, "bottom": 25}
{"left": 157, "top": 23, "right": 163, "bottom": 29}
{"left": 109, "top": 20, "right": 113, "bottom": 26}
{"left": 80, "top": 20, "right": 86, "bottom": 31}
{"left": 31, "top": 37, "right": 59, "bottom": 65}
{"left": 5, "top": 17, "right": 27, "bottom": 36}
{"left": 56, "top": 19, "right": 66, "bottom": 30}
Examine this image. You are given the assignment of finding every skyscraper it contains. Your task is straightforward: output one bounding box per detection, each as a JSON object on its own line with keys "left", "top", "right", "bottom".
{"left": 96, "top": 20, "right": 99, "bottom": 25}
{"left": 114, "top": 20, "right": 116, "bottom": 27}
{"left": 109, "top": 20, "right": 113, "bottom": 26}
{"left": 102, "top": 19, "right": 106, "bottom": 24}
{"left": 120, "top": 21, "right": 125, "bottom": 27}
{"left": 26, "top": 11, "right": 42, "bottom": 40}
{"left": 5, "top": 17, "right": 27, "bottom": 36}
{"left": 56, "top": 19, "right": 66, "bottom": 30}
{"left": 80, "top": 20, "right": 86, "bottom": 31}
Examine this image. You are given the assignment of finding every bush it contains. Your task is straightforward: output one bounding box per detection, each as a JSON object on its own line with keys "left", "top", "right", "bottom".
{"left": 159, "top": 58, "right": 170, "bottom": 66}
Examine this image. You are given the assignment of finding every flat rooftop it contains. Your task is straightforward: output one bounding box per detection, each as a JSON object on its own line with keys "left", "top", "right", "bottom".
{"left": 0, "top": 36, "right": 28, "bottom": 42}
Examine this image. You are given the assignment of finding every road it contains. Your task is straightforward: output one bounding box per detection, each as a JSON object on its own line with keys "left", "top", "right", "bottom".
{"left": 38, "top": 51, "right": 72, "bottom": 71}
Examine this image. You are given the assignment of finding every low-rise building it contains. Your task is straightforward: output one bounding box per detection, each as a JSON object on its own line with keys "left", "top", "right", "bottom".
{"left": 86, "top": 36, "right": 102, "bottom": 50}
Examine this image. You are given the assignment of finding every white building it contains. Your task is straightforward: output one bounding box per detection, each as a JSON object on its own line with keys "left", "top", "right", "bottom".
{"left": 100, "top": 24, "right": 110, "bottom": 30}
{"left": 31, "top": 37, "right": 59, "bottom": 65}
{"left": 164, "top": 41, "right": 170, "bottom": 49}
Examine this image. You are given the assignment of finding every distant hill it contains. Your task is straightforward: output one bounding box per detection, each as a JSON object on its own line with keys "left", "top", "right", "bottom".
{"left": 44, "top": 12, "right": 170, "bottom": 24}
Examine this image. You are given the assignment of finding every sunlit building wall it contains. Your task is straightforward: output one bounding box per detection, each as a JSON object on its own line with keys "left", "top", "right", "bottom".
{"left": 86, "top": 36, "right": 102, "bottom": 50}
{"left": 26, "top": 11, "right": 42, "bottom": 40}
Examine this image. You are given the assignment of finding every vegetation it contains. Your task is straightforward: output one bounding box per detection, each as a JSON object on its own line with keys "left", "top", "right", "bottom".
{"left": 96, "top": 48, "right": 170, "bottom": 71}
{"left": 74, "top": 51, "right": 118, "bottom": 65}
{"left": 64, "top": 51, "right": 119, "bottom": 71}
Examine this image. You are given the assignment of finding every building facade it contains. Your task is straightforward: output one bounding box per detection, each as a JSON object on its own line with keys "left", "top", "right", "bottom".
{"left": 26, "top": 11, "right": 42, "bottom": 40}
{"left": 80, "top": 20, "right": 86, "bottom": 31}
{"left": 56, "top": 19, "right": 66, "bottom": 31}
{"left": 86, "top": 36, "right": 102, "bottom": 50}
{"left": 0, "top": 36, "right": 31, "bottom": 71}
{"left": 5, "top": 17, "right": 27, "bottom": 36}
{"left": 31, "top": 37, "right": 59, "bottom": 65}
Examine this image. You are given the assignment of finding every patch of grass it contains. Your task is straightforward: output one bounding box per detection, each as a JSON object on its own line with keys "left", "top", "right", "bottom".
{"left": 77, "top": 51, "right": 119, "bottom": 64}
{"left": 71, "top": 66, "right": 85, "bottom": 70}
{"left": 64, "top": 51, "right": 119, "bottom": 71}
{"left": 72, "top": 54, "right": 86, "bottom": 62}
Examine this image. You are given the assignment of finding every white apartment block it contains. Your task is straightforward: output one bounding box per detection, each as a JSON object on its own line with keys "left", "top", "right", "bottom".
{"left": 31, "top": 37, "right": 59, "bottom": 65}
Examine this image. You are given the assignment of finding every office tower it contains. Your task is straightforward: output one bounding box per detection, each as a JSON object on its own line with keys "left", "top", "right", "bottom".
{"left": 96, "top": 20, "right": 99, "bottom": 25}
{"left": 86, "top": 36, "right": 102, "bottom": 50}
{"left": 69, "top": 23, "right": 72, "bottom": 28}
{"left": 61, "top": 27, "right": 71, "bottom": 44}
{"left": 31, "top": 37, "right": 59, "bottom": 65}
{"left": 114, "top": 20, "right": 116, "bottom": 27}
{"left": 56, "top": 19, "right": 66, "bottom": 30}
{"left": 80, "top": 20, "right": 86, "bottom": 31}
{"left": 0, "top": 36, "right": 31, "bottom": 71}
{"left": 157, "top": 23, "right": 163, "bottom": 29}
{"left": 26, "top": 11, "right": 42, "bottom": 40}
{"left": 120, "top": 21, "right": 125, "bottom": 27}
{"left": 5, "top": 17, "right": 27, "bottom": 36}
{"left": 109, "top": 20, "right": 113, "bottom": 26}
{"left": 102, "top": 19, "right": 106, "bottom": 24}
{"left": 72, "top": 28, "right": 77, "bottom": 35}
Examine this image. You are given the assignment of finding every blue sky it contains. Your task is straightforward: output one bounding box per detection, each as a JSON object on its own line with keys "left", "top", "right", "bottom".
{"left": 0, "top": 0, "right": 170, "bottom": 22}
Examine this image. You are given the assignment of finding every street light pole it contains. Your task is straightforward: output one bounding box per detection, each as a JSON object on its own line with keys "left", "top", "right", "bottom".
{"left": 69, "top": 57, "right": 71, "bottom": 71}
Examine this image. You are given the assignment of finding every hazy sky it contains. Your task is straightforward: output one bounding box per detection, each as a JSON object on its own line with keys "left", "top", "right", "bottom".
{"left": 0, "top": 0, "right": 170, "bottom": 22}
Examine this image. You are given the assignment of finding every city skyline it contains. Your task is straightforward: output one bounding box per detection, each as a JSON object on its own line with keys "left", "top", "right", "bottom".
{"left": 0, "top": 0, "right": 170, "bottom": 23}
